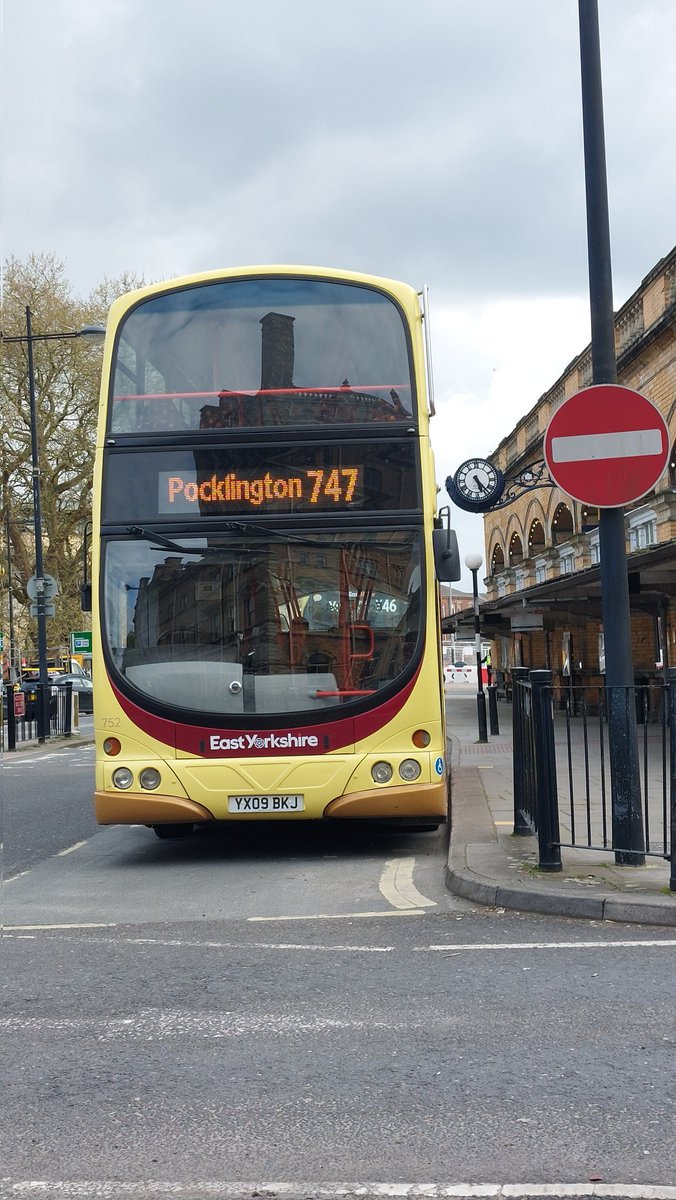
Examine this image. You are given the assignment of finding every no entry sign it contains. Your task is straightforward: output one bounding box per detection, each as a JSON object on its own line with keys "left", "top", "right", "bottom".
{"left": 543, "top": 384, "right": 670, "bottom": 508}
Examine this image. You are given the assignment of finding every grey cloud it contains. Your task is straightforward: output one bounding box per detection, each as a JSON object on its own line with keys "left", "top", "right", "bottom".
{"left": 2, "top": 0, "right": 673, "bottom": 304}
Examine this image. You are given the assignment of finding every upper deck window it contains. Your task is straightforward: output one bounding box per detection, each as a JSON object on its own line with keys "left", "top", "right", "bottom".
{"left": 110, "top": 277, "right": 414, "bottom": 434}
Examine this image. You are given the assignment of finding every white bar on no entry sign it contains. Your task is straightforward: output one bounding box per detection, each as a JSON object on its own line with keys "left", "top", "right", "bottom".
{"left": 551, "top": 428, "right": 663, "bottom": 463}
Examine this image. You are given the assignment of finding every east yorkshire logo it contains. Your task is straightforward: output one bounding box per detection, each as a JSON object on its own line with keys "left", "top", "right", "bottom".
{"left": 209, "top": 731, "right": 320, "bottom": 752}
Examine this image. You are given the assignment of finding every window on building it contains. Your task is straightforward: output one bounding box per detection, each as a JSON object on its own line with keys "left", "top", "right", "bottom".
{"left": 559, "top": 552, "right": 576, "bottom": 575}
{"left": 627, "top": 510, "right": 657, "bottom": 552}
{"left": 534, "top": 561, "right": 547, "bottom": 584}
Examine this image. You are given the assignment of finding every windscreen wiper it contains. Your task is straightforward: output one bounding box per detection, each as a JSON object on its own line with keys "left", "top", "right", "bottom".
{"left": 126, "top": 526, "right": 260, "bottom": 556}
{"left": 223, "top": 520, "right": 335, "bottom": 548}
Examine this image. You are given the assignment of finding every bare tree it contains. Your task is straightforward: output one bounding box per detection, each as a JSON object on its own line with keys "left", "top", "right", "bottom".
{"left": 1, "top": 253, "right": 144, "bottom": 670}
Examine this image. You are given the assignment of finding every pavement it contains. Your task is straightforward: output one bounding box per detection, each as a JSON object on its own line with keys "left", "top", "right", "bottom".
{"left": 445, "top": 683, "right": 676, "bottom": 927}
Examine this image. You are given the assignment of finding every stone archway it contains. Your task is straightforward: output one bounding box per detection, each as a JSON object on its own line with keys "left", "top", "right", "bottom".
{"left": 528, "top": 518, "right": 546, "bottom": 556}
{"left": 552, "top": 502, "right": 574, "bottom": 545}
{"left": 509, "top": 532, "right": 524, "bottom": 566}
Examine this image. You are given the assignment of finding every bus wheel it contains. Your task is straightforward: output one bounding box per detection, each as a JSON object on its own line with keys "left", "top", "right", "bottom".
{"left": 153, "top": 823, "right": 195, "bottom": 839}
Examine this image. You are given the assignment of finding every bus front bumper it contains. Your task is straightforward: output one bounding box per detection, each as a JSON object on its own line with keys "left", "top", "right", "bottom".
{"left": 95, "top": 778, "right": 447, "bottom": 825}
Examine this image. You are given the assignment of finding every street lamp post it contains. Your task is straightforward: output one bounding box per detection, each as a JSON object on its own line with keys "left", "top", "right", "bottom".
{"left": 1, "top": 307, "right": 105, "bottom": 740}
{"left": 465, "top": 552, "right": 488, "bottom": 743}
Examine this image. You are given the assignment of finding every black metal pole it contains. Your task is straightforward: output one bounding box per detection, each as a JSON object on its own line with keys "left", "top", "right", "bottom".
{"left": 471, "top": 566, "right": 488, "bottom": 743}
{"left": 578, "top": 0, "right": 644, "bottom": 864}
{"left": 26, "top": 306, "right": 50, "bottom": 742}
{"left": 5, "top": 506, "right": 16, "bottom": 682}
{"left": 669, "top": 668, "right": 676, "bottom": 892}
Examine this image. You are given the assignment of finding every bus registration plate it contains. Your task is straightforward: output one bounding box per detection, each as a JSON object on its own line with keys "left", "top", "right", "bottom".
{"left": 228, "top": 794, "right": 305, "bottom": 814}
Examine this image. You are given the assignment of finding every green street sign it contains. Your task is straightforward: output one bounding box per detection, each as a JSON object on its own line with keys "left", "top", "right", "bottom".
{"left": 70, "top": 631, "right": 93, "bottom": 655}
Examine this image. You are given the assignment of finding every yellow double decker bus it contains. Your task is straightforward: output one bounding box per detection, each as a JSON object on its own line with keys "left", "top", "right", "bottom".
{"left": 90, "top": 266, "right": 459, "bottom": 838}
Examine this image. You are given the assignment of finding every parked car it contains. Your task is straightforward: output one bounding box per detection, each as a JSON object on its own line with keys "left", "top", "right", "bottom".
{"left": 51, "top": 672, "right": 94, "bottom": 714}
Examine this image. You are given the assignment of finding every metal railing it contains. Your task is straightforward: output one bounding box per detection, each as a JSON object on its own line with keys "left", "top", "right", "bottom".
{"left": 512, "top": 666, "right": 676, "bottom": 890}
{"left": 3, "top": 680, "right": 73, "bottom": 750}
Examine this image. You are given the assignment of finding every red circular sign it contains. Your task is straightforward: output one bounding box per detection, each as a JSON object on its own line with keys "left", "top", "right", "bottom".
{"left": 543, "top": 384, "right": 670, "bottom": 508}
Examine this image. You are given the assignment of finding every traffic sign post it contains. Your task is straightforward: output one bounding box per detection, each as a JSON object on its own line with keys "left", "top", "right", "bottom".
{"left": 576, "top": 0, "right": 647, "bottom": 865}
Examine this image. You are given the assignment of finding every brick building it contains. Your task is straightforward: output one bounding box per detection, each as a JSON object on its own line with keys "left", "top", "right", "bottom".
{"left": 459, "top": 247, "right": 676, "bottom": 701}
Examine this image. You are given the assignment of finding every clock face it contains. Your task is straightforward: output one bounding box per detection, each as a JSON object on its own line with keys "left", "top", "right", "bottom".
{"left": 446, "top": 458, "right": 505, "bottom": 512}
{"left": 456, "top": 458, "right": 499, "bottom": 501}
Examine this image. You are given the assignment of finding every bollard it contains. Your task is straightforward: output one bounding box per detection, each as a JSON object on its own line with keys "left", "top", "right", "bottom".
{"left": 512, "top": 667, "right": 531, "bottom": 835}
{"left": 668, "top": 669, "right": 676, "bottom": 892}
{"left": 529, "top": 669, "right": 562, "bottom": 872}
{"left": 488, "top": 684, "right": 500, "bottom": 736}
{"left": 7, "top": 686, "right": 17, "bottom": 751}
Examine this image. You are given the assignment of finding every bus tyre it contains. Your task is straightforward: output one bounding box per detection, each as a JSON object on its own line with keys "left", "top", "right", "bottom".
{"left": 153, "top": 823, "right": 195, "bottom": 839}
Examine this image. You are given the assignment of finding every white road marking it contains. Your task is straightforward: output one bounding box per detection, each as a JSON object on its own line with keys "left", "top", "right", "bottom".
{"left": 3, "top": 870, "right": 32, "bottom": 884}
{"left": 4, "top": 1181, "right": 676, "bottom": 1198}
{"left": 0, "top": 1009, "right": 410, "bottom": 1039}
{"left": 379, "top": 856, "right": 437, "bottom": 910}
{"left": 248, "top": 909, "right": 426, "bottom": 921}
{"left": 424, "top": 939, "right": 676, "bottom": 952}
{"left": 551, "top": 427, "right": 664, "bottom": 462}
{"left": 4, "top": 930, "right": 675, "bottom": 953}
{"left": 2, "top": 923, "right": 116, "bottom": 931}
{"left": 125, "top": 938, "right": 393, "bottom": 952}
{"left": 56, "top": 841, "right": 87, "bottom": 857}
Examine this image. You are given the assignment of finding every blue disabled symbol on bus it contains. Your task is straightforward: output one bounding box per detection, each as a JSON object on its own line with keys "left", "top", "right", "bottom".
{"left": 434, "top": 756, "right": 444, "bottom": 776}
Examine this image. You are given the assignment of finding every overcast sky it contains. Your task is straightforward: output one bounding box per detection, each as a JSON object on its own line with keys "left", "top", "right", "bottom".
{"left": 1, "top": 0, "right": 674, "bottom": 587}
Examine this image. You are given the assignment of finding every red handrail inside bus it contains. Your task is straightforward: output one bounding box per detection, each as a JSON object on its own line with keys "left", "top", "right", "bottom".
{"left": 112, "top": 384, "right": 409, "bottom": 402}
{"left": 314, "top": 689, "right": 377, "bottom": 697}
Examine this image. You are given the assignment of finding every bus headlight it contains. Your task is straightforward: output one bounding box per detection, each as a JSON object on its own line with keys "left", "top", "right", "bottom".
{"left": 371, "top": 761, "right": 393, "bottom": 784}
{"left": 139, "top": 768, "right": 161, "bottom": 791}
{"left": 112, "top": 767, "right": 134, "bottom": 790}
{"left": 399, "top": 758, "right": 421, "bottom": 782}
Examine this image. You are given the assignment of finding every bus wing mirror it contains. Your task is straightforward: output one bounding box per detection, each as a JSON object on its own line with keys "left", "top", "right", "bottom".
{"left": 81, "top": 583, "right": 92, "bottom": 613}
{"left": 433, "top": 508, "right": 461, "bottom": 582}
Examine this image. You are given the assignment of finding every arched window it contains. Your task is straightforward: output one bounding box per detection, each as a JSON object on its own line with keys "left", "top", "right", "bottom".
{"left": 509, "top": 532, "right": 524, "bottom": 566}
{"left": 491, "top": 544, "right": 505, "bottom": 574}
{"left": 552, "top": 503, "right": 574, "bottom": 545}
{"left": 528, "top": 518, "right": 545, "bottom": 556}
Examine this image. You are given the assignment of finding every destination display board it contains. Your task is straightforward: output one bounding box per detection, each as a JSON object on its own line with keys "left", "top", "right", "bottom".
{"left": 102, "top": 441, "right": 419, "bottom": 521}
